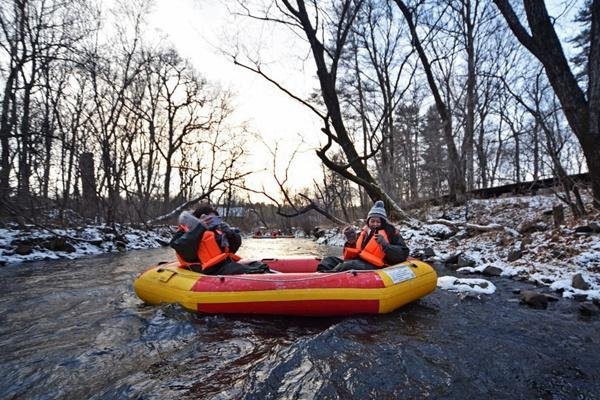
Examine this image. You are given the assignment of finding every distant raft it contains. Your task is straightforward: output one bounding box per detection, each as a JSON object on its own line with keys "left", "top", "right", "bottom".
{"left": 133, "top": 258, "right": 437, "bottom": 316}
{"left": 251, "top": 235, "right": 295, "bottom": 239}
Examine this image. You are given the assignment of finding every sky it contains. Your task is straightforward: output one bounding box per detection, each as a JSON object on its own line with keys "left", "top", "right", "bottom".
{"left": 147, "top": 0, "right": 324, "bottom": 199}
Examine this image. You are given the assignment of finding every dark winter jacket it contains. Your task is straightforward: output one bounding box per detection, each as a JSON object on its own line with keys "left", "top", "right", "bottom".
{"left": 344, "top": 220, "right": 409, "bottom": 265}
{"left": 170, "top": 222, "right": 242, "bottom": 264}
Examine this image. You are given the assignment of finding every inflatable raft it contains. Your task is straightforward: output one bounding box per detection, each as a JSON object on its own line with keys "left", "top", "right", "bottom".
{"left": 134, "top": 258, "right": 437, "bottom": 316}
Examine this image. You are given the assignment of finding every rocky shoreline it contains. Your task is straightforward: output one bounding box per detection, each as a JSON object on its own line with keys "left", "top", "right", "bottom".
{"left": 315, "top": 194, "right": 600, "bottom": 315}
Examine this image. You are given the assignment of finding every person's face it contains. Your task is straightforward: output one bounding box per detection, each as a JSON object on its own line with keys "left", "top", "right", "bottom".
{"left": 368, "top": 217, "right": 382, "bottom": 229}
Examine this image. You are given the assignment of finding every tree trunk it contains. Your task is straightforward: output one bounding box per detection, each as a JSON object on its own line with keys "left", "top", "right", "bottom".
{"left": 41, "top": 76, "right": 54, "bottom": 199}
{"left": 394, "top": 0, "right": 466, "bottom": 203}
{"left": 533, "top": 120, "right": 540, "bottom": 181}
{"left": 477, "top": 119, "right": 488, "bottom": 188}
{"left": 514, "top": 126, "right": 521, "bottom": 184}
{"left": 0, "top": 61, "right": 21, "bottom": 200}
{"left": 464, "top": 0, "right": 476, "bottom": 191}
{"left": 494, "top": 0, "right": 600, "bottom": 208}
{"left": 79, "top": 152, "right": 98, "bottom": 219}
{"left": 282, "top": 0, "right": 412, "bottom": 221}
{"left": 0, "top": 77, "right": 14, "bottom": 200}
{"left": 163, "top": 160, "right": 172, "bottom": 206}
{"left": 17, "top": 78, "right": 34, "bottom": 200}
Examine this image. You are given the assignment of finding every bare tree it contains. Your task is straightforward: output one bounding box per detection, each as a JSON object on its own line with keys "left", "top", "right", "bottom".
{"left": 314, "top": 152, "right": 358, "bottom": 222}
{"left": 84, "top": 9, "right": 147, "bottom": 224}
{"left": 475, "top": 26, "right": 519, "bottom": 188}
{"left": 342, "top": 0, "right": 416, "bottom": 200}
{"left": 419, "top": 106, "right": 447, "bottom": 198}
{"left": 493, "top": 0, "right": 600, "bottom": 208}
{"left": 524, "top": 72, "right": 586, "bottom": 216}
{"left": 0, "top": 0, "right": 98, "bottom": 211}
{"left": 245, "top": 141, "right": 349, "bottom": 225}
{"left": 233, "top": 0, "right": 412, "bottom": 221}
{"left": 393, "top": 0, "right": 466, "bottom": 203}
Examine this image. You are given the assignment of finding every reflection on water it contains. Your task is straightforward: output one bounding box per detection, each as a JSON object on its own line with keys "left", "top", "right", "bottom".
{"left": 236, "top": 238, "right": 341, "bottom": 259}
{"left": 1, "top": 238, "right": 599, "bottom": 399}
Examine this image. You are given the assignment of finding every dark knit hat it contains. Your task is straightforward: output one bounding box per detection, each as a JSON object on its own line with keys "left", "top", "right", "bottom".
{"left": 367, "top": 200, "right": 387, "bottom": 222}
{"left": 193, "top": 203, "right": 219, "bottom": 218}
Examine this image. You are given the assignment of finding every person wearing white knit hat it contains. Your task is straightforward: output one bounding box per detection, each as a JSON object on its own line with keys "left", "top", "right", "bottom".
{"left": 317, "top": 200, "right": 409, "bottom": 272}
{"left": 366, "top": 200, "right": 387, "bottom": 221}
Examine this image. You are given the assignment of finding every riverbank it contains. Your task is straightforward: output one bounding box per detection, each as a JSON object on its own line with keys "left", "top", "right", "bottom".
{"left": 317, "top": 193, "right": 600, "bottom": 302}
{"left": 0, "top": 223, "right": 172, "bottom": 265}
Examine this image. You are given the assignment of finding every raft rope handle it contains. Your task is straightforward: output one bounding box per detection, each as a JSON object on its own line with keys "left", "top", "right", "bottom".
{"left": 157, "top": 266, "right": 358, "bottom": 282}
{"left": 155, "top": 264, "right": 417, "bottom": 282}
{"left": 155, "top": 267, "right": 346, "bottom": 282}
{"left": 210, "top": 270, "right": 378, "bottom": 283}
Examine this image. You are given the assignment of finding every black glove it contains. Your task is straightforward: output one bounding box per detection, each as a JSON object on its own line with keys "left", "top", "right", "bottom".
{"left": 375, "top": 233, "right": 388, "bottom": 248}
{"left": 218, "top": 221, "right": 232, "bottom": 233}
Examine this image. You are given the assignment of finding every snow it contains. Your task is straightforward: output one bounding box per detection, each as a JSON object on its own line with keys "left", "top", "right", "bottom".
{"left": 550, "top": 278, "right": 600, "bottom": 301}
{"left": 0, "top": 224, "right": 172, "bottom": 265}
{"left": 437, "top": 276, "right": 496, "bottom": 295}
{"left": 315, "top": 229, "right": 347, "bottom": 246}
{"left": 423, "top": 223, "right": 454, "bottom": 238}
{"left": 573, "top": 248, "right": 600, "bottom": 268}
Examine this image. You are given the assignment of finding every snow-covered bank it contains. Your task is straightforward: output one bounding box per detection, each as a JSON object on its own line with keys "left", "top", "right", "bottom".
{"left": 319, "top": 194, "right": 600, "bottom": 302}
{"left": 0, "top": 224, "right": 172, "bottom": 265}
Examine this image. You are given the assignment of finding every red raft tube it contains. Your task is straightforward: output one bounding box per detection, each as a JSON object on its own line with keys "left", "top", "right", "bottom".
{"left": 133, "top": 258, "right": 437, "bottom": 317}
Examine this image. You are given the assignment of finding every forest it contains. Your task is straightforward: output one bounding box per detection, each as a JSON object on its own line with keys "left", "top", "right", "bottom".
{"left": 0, "top": 0, "right": 598, "bottom": 231}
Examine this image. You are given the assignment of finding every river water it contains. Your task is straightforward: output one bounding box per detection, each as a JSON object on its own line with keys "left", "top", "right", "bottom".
{"left": 1, "top": 238, "right": 599, "bottom": 399}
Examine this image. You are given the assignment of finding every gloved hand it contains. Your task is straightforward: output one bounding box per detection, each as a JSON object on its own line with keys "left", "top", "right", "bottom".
{"left": 199, "top": 214, "right": 222, "bottom": 229}
{"left": 218, "top": 221, "right": 232, "bottom": 233}
{"left": 343, "top": 226, "right": 357, "bottom": 243}
{"left": 218, "top": 233, "right": 230, "bottom": 250}
{"left": 375, "top": 233, "right": 388, "bottom": 248}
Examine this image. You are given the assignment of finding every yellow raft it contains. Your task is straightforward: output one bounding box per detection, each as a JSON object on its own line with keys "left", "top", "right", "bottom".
{"left": 134, "top": 258, "right": 437, "bottom": 316}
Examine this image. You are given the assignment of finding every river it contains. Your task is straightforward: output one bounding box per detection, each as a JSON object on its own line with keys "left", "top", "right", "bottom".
{"left": 1, "top": 238, "right": 599, "bottom": 399}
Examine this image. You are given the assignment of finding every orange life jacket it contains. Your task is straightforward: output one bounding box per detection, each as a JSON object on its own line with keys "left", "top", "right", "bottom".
{"left": 343, "top": 228, "right": 389, "bottom": 267}
{"left": 198, "top": 230, "right": 241, "bottom": 270}
{"left": 174, "top": 224, "right": 240, "bottom": 270}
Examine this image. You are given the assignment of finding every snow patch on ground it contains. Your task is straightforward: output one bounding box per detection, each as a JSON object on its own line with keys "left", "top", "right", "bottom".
{"left": 437, "top": 276, "right": 496, "bottom": 295}
{"left": 423, "top": 224, "right": 454, "bottom": 238}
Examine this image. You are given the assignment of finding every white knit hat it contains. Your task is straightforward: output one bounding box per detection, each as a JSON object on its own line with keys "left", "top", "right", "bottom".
{"left": 367, "top": 200, "right": 387, "bottom": 221}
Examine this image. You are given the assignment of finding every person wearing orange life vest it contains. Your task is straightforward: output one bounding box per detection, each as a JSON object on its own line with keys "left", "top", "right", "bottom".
{"left": 170, "top": 203, "right": 269, "bottom": 275}
{"left": 317, "top": 200, "right": 409, "bottom": 272}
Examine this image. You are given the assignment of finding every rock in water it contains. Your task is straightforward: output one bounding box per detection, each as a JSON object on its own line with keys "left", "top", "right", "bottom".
{"left": 578, "top": 302, "right": 599, "bottom": 316}
{"left": 519, "top": 290, "right": 549, "bottom": 309}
